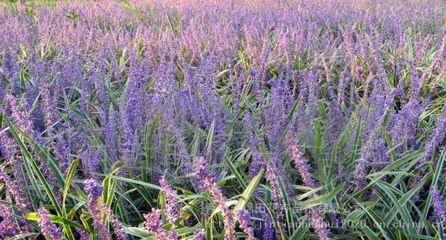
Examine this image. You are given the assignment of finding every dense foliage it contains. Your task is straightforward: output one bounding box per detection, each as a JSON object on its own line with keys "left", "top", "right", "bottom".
{"left": 1, "top": 0, "right": 446, "bottom": 239}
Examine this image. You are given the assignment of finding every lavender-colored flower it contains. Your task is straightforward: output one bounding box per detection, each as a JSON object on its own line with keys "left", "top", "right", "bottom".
{"left": 306, "top": 210, "right": 331, "bottom": 240}
{"left": 244, "top": 112, "right": 265, "bottom": 178}
{"left": 37, "top": 208, "right": 62, "bottom": 240}
{"left": 54, "top": 136, "right": 71, "bottom": 174}
{"left": 353, "top": 87, "right": 390, "bottom": 190}
{"left": 2, "top": 1, "right": 446, "bottom": 239}
{"left": 193, "top": 229, "right": 206, "bottom": 240}
{"left": 0, "top": 167, "right": 30, "bottom": 208}
{"left": 260, "top": 206, "right": 275, "bottom": 240}
{"left": 144, "top": 209, "right": 174, "bottom": 240}
{"left": 0, "top": 124, "right": 19, "bottom": 164}
{"left": 236, "top": 210, "right": 255, "bottom": 240}
{"left": 0, "top": 204, "right": 20, "bottom": 238}
{"left": 4, "top": 94, "right": 58, "bottom": 184}
{"left": 84, "top": 179, "right": 111, "bottom": 240}
{"left": 41, "top": 83, "right": 58, "bottom": 136}
{"left": 81, "top": 149, "right": 101, "bottom": 179}
{"left": 160, "top": 176, "right": 180, "bottom": 239}
{"left": 193, "top": 158, "right": 235, "bottom": 240}
{"left": 287, "top": 138, "right": 332, "bottom": 238}
{"left": 419, "top": 107, "right": 446, "bottom": 168}
{"left": 431, "top": 187, "right": 446, "bottom": 224}
{"left": 4, "top": 94, "right": 35, "bottom": 137}
{"left": 265, "top": 164, "right": 284, "bottom": 236}
{"left": 286, "top": 138, "right": 317, "bottom": 188}
{"left": 76, "top": 229, "right": 90, "bottom": 240}
{"left": 98, "top": 201, "right": 127, "bottom": 240}
{"left": 85, "top": 179, "right": 103, "bottom": 203}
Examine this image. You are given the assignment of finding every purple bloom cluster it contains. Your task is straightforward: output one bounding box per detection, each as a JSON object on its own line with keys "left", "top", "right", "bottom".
{"left": 159, "top": 176, "right": 180, "bottom": 239}
{"left": 419, "top": 108, "right": 446, "bottom": 167}
{"left": 260, "top": 206, "right": 275, "bottom": 240}
{"left": 98, "top": 201, "right": 127, "bottom": 240}
{"left": 144, "top": 209, "right": 174, "bottom": 240}
{"left": 194, "top": 158, "right": 236, "bottom": 240}
{"left": 85, "top": 179, "right": 104, "bottom": 204}
{"left": 0, "top": 167, "right": 30, "bottom": 208}
{"left": 1, "top": 0, "right": 446, "bottom": 239}
{"left": 193, "top": 229, "right": 206, "bottom": 240}
{"left": 265, "top": 164, "right": 284, "bottom": 236}
{"left": 4, "top": 94, "right": 35, "bottom": 137}
{"left": 84, "top": 179, "right": 112, "bottom": 240}
{"left": 0, "top": 204, "right": 20, "bottom": 238}
{"left": 286, "top": 139, "right": 332, "bottom": 239}
{"left": 0, "top": 122, "right": 25, "bottom": 189}
{"left": 236, "top": 210, "right": 255, "bottom": 240}
{"left": 76, "top": 229, "right": 90, "bottom": 240}
{"left": 286, "top": 138, "right": 317, "bottom": 188}
{"left": 431, "top": 187, "right": 446, "bottom": 224}
{"left": 37, "top": 208, "right": 62, "bottom": 240}
{"left": 84, "top": 179, "right": 127, "bottom": 240}
{"left": 306, "top": 211, "right": 331, "bottom": 240}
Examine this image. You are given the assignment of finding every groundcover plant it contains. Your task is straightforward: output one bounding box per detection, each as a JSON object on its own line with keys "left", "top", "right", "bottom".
{"left": 1, "top": 0, "right": 446, "bottom": 239}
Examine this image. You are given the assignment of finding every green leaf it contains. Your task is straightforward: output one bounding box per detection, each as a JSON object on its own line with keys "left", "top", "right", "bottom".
{"left": 299, "top": 182, "right": 345, "bottom": 209}
{"left": 354, "top": 199, "right": 393, "bottom": 240}
{"left": 62, "top": 158, "right": 80, "bottom": 214}
{"left": 376, "top": 181, "right": 416, "bottom": 238}
{"left": 224, "top": 149, "right": 247, "bottom": 189}
{"left": 124, "top": 227, "right": 155, "bottom": 239}
{"left": 62, "top": 158, "right": 79, "bottom": 240}
{"left": 205, "top": 120, "right": 215, "bottom": 161}
{"left": 5, "top": 233, "right": 40, "bottom": 240}
{"left": 5, "top": 117, "right": 63, "bottom": 216}
{"left": 26, "top": 213, "right": 89, "bottom": 232}
{"left": 144, "top": 114, "right": 159, "bottom": 183}
{"left": 289, "top": 218, "right": 309, "bottom": 240}
{"left": 101, "top": 175, "right": 162, "bottom": 191}
{"left": 233, "top": 169, "right": 264, "bottom": 213}
{"left": 360, "top": 225, "right": 380, "bottom": 240}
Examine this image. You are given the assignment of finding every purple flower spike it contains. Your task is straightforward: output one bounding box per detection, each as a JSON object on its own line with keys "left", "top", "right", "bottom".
{"left": 193, "top": 229, "right": 206, "bottom": 240}
{"left": 85, "top": 179, "right": 103, "bottom": 203}
{"left": 286, "top": 137, "right": 317, "bottom": 188}
{"left": 265, "top": 164, "right": 284, "bottom": 237}
{"left": 98, "top": 201, "right": 127, "bottom": 240}
{"left": 84, "top": 179, "right": 111, "bottom": 240}
{"left": 307, "top": 210, "right": 331, "bottom": 240}
{"left": 144, "top": 209, "right": 174, "bottom": 240}
{"left": 0, "top": 167, "right": 30, "bottom": 209}
{"left": 160, "top": 176, "right": 180, "bottom": 239}
{"left": 419, "top": 107, "right": 446, "bottom": 168}
{"left": 0, "top": 204, "right": 20, "bottom": 238}
{"left": 431, "top": 187, "right": 446, "bottom": 224}
{"left": 236, "top": 210, "right": 255, "bottom": 240}
{"left": 37, "top": 208, "right": 62, "bottom": 240}
{"left": 76, "top": 229, "right": 89, "bottom": 240}
{"left": 193, "top": 157, "right": 236, "bottom": 240}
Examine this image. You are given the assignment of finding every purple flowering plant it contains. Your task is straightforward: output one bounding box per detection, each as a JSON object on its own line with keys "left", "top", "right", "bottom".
{"left": 0, "top": 0, "right": 446, "bottom": 239}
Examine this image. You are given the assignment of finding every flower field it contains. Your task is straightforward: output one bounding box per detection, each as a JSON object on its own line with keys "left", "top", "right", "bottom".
{"left": 1, "top": 0, "right": 446, "bottom": 239}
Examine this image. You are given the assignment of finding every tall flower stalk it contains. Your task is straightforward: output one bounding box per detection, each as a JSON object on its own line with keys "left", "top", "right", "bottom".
{"left": 0, "top": 204, "right": 20, "bottom": 238}
{"left": 287, "top": 138, "right": 331, "bottom": 240}
{"left": 84, "top": 179, "right": 126, "bottom": 240}
{"left": 144, "top": 209, "right": 174, "bottom": 240}
{"left": 236, "top": 210, "right": 255, "bottom": 240}
{"left": 37, "top": 208, "right": 62, "bottom": 240}
{"left": 194, "top": 157, "right": 236, "bottom": 240}
{"left": 159, "top": 176, "right": 180, "bottom": 239}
